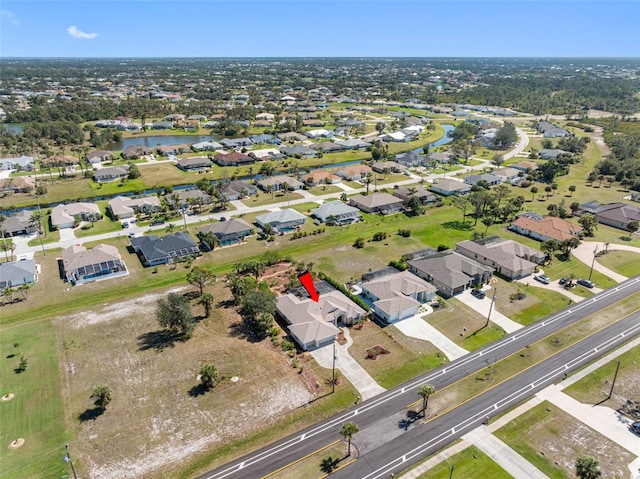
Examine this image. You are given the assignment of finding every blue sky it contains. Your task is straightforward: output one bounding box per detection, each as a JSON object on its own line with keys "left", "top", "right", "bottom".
{"left": 1, "top": 1, "right": 639, "bottom": 57}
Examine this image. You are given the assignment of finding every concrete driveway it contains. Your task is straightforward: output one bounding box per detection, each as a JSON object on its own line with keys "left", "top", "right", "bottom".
{"left": 394, "top": 314, "right": 468, "bottom": 361}
{"left": 454, "top": 288, "right": 523, "bottom": 334}
{"left": 310, "top": 328, "right": 386, "bottom": 401}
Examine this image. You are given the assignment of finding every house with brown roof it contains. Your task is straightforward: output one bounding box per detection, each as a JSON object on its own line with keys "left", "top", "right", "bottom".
{"left": 334, "top": 164, "right": 373, "bottom": 181}
{"left": 429, "top": 178, "right": 472, "bottom": 196}
{"left": 392, "top": 185, "right": 438, "bottom": 205}
{"left": 349, "top": 192, "right": 404, "bottom": 215}
{"left": 510, "top": 212, "right": 583, "bottom": 242}
{"left": 51, "top": 202, "right": 101, "bottom": 229}
{"left": 158, "top": 144, "right": 191, "bottom": 156}
{"left": 300, "top": 170, "right": 341, "bottom": 187}
{"left": 371, "top": 161, "right": 406, "bottom": 173}
{"left": 122, "top": 145, "right": 152, "bottom": 159}
{"left": 257, "top": 176, "right": 304, "bottom": 192}
{"left": 108, "top": 196, "right": 161, "bottom": 219}
{"left": 1, "top": 176, "right": 35, "bottom": 193}
{"left": 510, "top": 161, "right": 538, "bottom": 172}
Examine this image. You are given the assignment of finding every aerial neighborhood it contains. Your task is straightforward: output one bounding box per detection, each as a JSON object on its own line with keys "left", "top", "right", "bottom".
{"left": 1, "top": 57, "right": 640, "bottom": 479}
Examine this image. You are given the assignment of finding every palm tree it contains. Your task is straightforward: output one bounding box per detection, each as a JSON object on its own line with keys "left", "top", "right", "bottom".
{"left": 575, "top": 456, "right": 601, "bottom": 479}
{"left": 418, "top": 384, "right": 436, "bottom": 417}
{"left": 340, "top": 422, "right": 359, "bottom": 457}
{"left": 91, "top": 385, "right": 112, "bottom": 410}
{"left": 198, "top": 293, "right": 214, "bottom": 317}
{"left": 199, "top": 363, "right": 220, "bottom": 390}
{"left": 165, "top": 223, "right": 176, "bottom": 234}
{"left": 626, "top": 220, "right": 639, "bottom": 238}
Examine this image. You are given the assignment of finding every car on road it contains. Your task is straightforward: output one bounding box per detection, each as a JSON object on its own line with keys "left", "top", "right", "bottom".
{"left": 577, "top": 279, "right": 595, "bottom": 289}
{"left": 471, "top": 288, "right": 486, "bottom": 299}
{"left": 121, "top": 222, "right": 129, "bottom": 228}
{"left": 631, "top": 422, "right": 640, "bottom": 435}
{"left": 150, "top": 219, "right": 165, "bottom": 226}
{"left": 559, "top": 277, "right": 568, "bottom": 285}
{"left": 534, "top": 274, "right": 550, "bottom": 284}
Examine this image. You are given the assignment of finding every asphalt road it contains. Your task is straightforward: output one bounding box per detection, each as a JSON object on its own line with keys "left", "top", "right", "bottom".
{"left": 198, "top": 275, "right": 640, "bottom": 479}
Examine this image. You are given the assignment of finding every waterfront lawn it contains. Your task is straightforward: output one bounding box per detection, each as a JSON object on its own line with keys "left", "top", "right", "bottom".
{"left": 0, "top": 320, "right": 67, "bottom": 479}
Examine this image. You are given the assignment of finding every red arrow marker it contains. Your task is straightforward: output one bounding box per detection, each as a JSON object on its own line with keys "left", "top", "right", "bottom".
{"left": 298, "top": 271, "right": 319, "bottom": 302}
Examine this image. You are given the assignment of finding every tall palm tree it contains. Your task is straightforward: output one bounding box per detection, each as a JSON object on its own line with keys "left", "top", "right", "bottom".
{"left": 418, "top": 384, "right": 436, "bottom": 417}
{"left": 340, "top": 422, "right": 359, "bottom": 457}
{"left": 198, "top": 293, "right": 214, "bottom": 317}
{"left": 91, "top": 385, "right": 112, "bottom": 410}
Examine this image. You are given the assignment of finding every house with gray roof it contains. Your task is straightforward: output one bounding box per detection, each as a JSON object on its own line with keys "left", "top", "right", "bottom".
{"left": 51, "top": 202, "right": 101, "bottom": 229}
{"left": 108, "top": 196, "right": 161, "bottom": 219}
{"left": 122, "top": 145, "right": 152, "bottom": 159}
{"left": 171, "top": 189, "right": 213, "bottom": 209}
{"left": 360, "top": 268, "right": 436, "bottom": 323}
{"left": 392, "top": 185, "right": 438, "bottom": 205}
{"left": 1, "top": 210, "right": 38, "bottom": 236}
{"left": 0, "top": 259, "right": 37, "bottom": 288}
{"left": 280, "top": 145, "right": 318, "bottom": 158}
{"left": 372, "top": 161, "right": 406, "bottom": 173}
{"left": 408, "top": 250, "right": 493, "bottom": 297}
{"left": 536, "top": 121, "right": 571, "bottom": 138}
{"left": 578, "top": 202, "right": 640, "bottom": 231}
{"left": 94, "top": 165, "right": 129, "bottom": 183}
{"left": 0, "top": 155, "right": 35, "bottom": 171}
{"left": 276, "top": 287, "right": 365, "bottom": 350}
{"left": 257, "top": 175, "right": 304, "bottom": 192}
{"left": 255, "top": 209, "right": 306, "bottom": 233}
{"left": 539, "top": 149, "right": 572, "bottom": 160}
{"left": 62, "top": 244, "right": 127, "bottom": 285}
{"left": 349, "top": 192, "right": 404, "bottom": 215}
{"left": 176, "top": 156, "right": 213, "bottom": 171}
{"left": 335, "top": 138, "right": 371, "bottom": 150}
{"left": 130, "top": 232, "right": 200, "bottom": 266}
{"left": 311, "top": 200, "right": 362, "bottom": 225}
{"left": 86, "top": 150, "right": 113, "bottom": 164}
{"left": 311, "top": 141, "right": 344, "bottom": 154}
{"left": 198, "top": 218, "right": 254, "bottom": 248}
{"left": 220, "top": 138, "right": 254, "bottom": 149}
{"left": 334, "top": 164, "right": 373, "bottom": 181}
{"left": 219, "top": 180, "right": 258, "bottom": 201}
{"left": 430, "top": 178, "right": 471, "bottom": 197}
{"left": 455, "top": 237, "right": 544, "bottom": 280}
{"left": 394, "top": 152, "right": 426, "bottom": 167}
{"left": 463, "top": 173, "right": 503, "bottom": 187}
{"left": 191, "top": 141, "right": 223, "bottom": 151}
{"left": 492, "top": 167, "right": 522, "bottom": 184}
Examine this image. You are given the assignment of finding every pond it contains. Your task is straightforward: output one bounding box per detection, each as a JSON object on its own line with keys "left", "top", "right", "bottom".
{"left": 412, "top": 123, "right": 455, "bottom": 154}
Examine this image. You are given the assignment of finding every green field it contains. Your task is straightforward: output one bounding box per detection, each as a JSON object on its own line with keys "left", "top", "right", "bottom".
{"left": 412, "top": 445, "right": 511, "bottom": 479}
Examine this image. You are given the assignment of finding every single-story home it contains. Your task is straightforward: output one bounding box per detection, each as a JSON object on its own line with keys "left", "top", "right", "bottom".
{"left": 122, "top": 145, "right": 152, "bottom": 159}
{"left": 257, "top": 176, "right": 305, "bottom": 192}
{"left": 219, "top": 180, "right": 258, "bottom": 201}
{"left": 62, "top": 244, "right": 127, "bottom": 285}
{"left": 430, "top": 178, "right": 472, "bottom": 196}
{"left": 311, "top": 200, "right": 362, "bottom": 225}
{"left": 539, "top": 149, "right": 573, "bottom": 160}
{"left": 94, "top": 165, "right": 129, "bottom": 183}
{"left": 130, "top": 232, "right": 200, "bottom": 266}
{"left": 1, "top": 210, "right": 39, "bottom": 236}
{"left": 2, "top": 176, "right": 35, "bottom": 194}
{"left": 349, "top": 192, "right": 404, "bottom": 215}
{"left": 198, "top": 218, "right": 254, "bottom": 248}
{"left": 0, "top": 155, "right": 34, "bottom": 171}
{"left": 394, "top": 152, "right": 426, "bottom": 167}
{"left": 176, "top": 156, "right": 213, "bottom": 171}
{"left": 191, "top": 141, "right": 223, "bottom": 151}
{"left": 510, "top": 212, "right": 583, "bottom": 242}
{"left": 407, "top": 250, "right": 493, "bottom": 298}
{"left": 277, "top": 132, "right": 308, "bottom": 143}
{"left": 249, "top": 134, "right": 280, "bottom": 145}
{"left": 311, "top": 141, "right": 344, "bottom": 154}
{"left": 464, "top": 173, "right": 503, "bottom": 187}
{"left": 492, "top": 167, "right": 522, "bottom": 184}
{"left": 276, "top": 288, "right": 365, "bottom": 350}
{"left": 51, "top": 202, "right": 101, "bottom": 229}
{"left": 511, "top": 161, "right": 538, "bottom": 172}
{"left": 334, "top": 164, "right": 373, "bottom": 181}
{"left": 220, "top": 138, "right": 253, "bottom": 149}
{"left": 305, "top": 129, "right": 333, "bottom": 139}
{"left": 392, "top": 185, "right": 438, "bottom": 205}
{"left": 250, "top": 148, "right": 285, "bottom": 161}
{"left": 86, "top": 150, "right": 113, "bottom": 164}
{"left": 0, "top": 259, "right": 37, "bottom": 288}
{"left": 335, "top": 138, "right": 371, "bottom": 150}
{"left": 455, "top": 237, "right": 544, "bottom": 280}
{"left": 360, "top": 268, "right": 436, "bottom": 323}
{"left": 108, "top": 196, "right": 161, "bottom": 219}
{"left": 280, "top": 145, "right": 318, "bottom": 158}
{"left": 214, "top": 152, "right": 255, "bottom": 167}
{"left": 255, "top": 209, "right": 306, "bottom": 232}
{"left": 300, "top": 170, "right": 341, "bottom": 186}
{"left": 158, "top": 144, "right": 190, "bottom": 156}
{"left": 578, "top": 202, "right": 640, "bottom": 231}
{"left": 171, "top": 189, "right": 213, "bottom": 209}
{"left": 371, "top": 161, "right": 406, "bottom": 173}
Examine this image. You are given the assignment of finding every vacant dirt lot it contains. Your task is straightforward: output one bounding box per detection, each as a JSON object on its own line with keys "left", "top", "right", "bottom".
{"left": 57, "top": 282, "right": 313, "bottom": 479}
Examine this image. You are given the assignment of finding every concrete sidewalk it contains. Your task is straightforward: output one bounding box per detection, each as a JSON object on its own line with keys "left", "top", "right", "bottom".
{"left": 394, "top": 314, "right": 468, "bottom": 361}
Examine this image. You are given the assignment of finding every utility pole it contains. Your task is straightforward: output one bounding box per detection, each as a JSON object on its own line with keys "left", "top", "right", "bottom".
{"left": 64, "top": 443, "right": 78, "bottom": 479}
{"left": 588, "top": 245, "right": 598, "bottom": 281}
{"left": 607, "top": 361, "right": 621, "bottom": 400}
{"left": 485, "top": 287, "right": 497, "bottom": 328}
{"left": 332, "top": 339, "right": 337, "bottom": 394}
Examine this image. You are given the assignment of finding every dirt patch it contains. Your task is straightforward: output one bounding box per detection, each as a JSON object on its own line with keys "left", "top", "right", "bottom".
{"left": 57, "top": 282, "right": 314, "bottom": 479}
{"left": 9, "top": 438, "right": 24, "bottom": 449}
{"left": 365, "top": 345, "right": 390, "bottom": 360}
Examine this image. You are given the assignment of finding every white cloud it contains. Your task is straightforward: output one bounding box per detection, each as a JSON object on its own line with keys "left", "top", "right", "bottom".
{"left": 0, "top": 10, "right": 20, "bottom": 26}
{"left": 67, "top": 25, "right": 98, "bottom": 40}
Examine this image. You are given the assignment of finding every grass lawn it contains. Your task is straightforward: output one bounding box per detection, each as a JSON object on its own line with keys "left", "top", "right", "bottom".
{"left": 563, "top": 344, "right": 640, "bottom": 408}
{"left": 426, "top": 299, "right": 507, "bottom": 351}
{"left": 412, "top": 445, "right": 511, "bottom": 479}
{"left": 347, "top": 320, "right": 445, "bottom": 389}
{"left": 597, "top": 250, "right": 640, "bottom": 277}
{"left": 27, "top": 229, "right": 60, "bottom": 247}
{"left": 0, "top": 320, "right": 67, "bottom": 479}
{"left": 265, "top": 440, "right": 351, "bottom": 479}
{"left": 495, "top": 402, "right": 634, "bottom": 479}
{"left": 239, "top": 191, "right": 305, "bottom": 208}
{"left": 492, "top": 280, "right": 574, "bottom": 326}
{"left": 306, "top": 184, "right": 344, "bottom": 196}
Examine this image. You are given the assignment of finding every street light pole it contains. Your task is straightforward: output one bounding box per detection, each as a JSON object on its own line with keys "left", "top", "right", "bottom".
{"left": 588, "top": 245, "right": 598, "bottom": 281}
{"left": 64, "top": 443, "right": 78, "bottom": 479}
